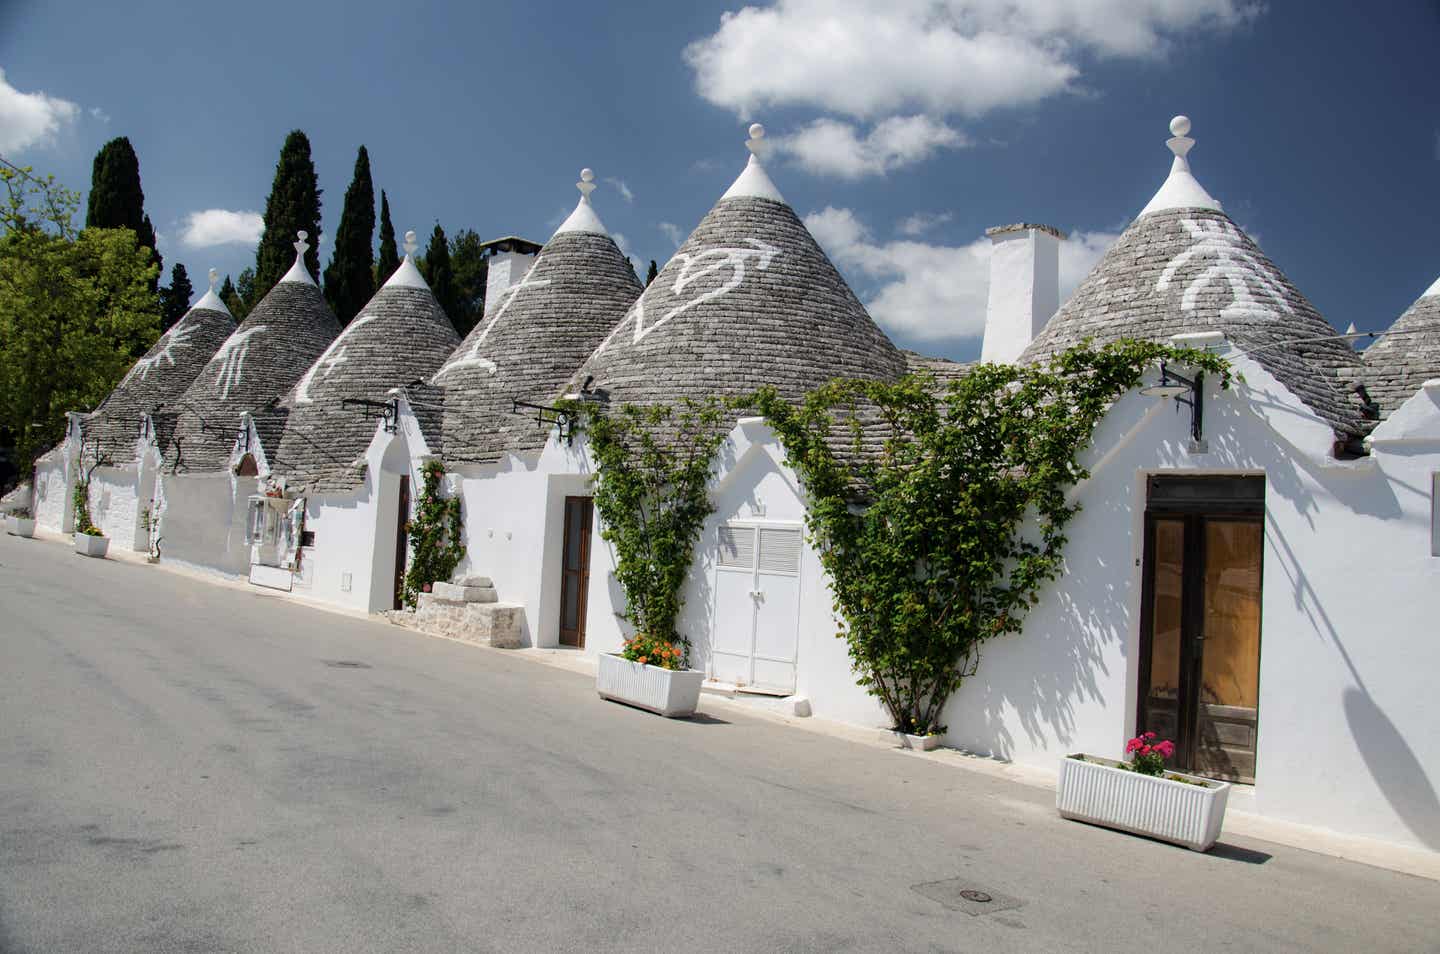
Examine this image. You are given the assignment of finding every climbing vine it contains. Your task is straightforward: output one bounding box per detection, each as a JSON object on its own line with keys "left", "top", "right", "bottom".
{"left": 564, "top": 397, "right": 737, "bottom": 666}
{"left": 72, "top": 439, "right": 107, "bottom": 537}
{"left": 755, "top": 341, "right": 1231, "bottom": 736}
{"left": 402, "top": 459, "right": 464, "bottom": 608}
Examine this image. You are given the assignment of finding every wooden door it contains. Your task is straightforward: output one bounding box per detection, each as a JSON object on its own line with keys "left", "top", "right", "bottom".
{"left": 1138, "top": 477, "right": 1264, "bottom": 783}
{"left": 558, "top": 496, "right": 593, "bottom": 647}
{"left": 392, "top": 474, "right": 410, "bottom": 611}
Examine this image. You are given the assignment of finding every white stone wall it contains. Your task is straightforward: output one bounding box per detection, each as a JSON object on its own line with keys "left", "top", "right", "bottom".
{"left": 157, "top": 472, "right": 252, "bottom": 577}
{"left": 89, "top": 465, "right": 144, "bottom": 551}
{"left": 33, "top": 453, "right": 73, "bottom": 533}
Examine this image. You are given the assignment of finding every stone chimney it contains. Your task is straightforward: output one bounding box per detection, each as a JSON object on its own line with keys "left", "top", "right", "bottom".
{"left": 480, "top": 236, "right": 543, "bottom": 310}
{"left": 981, "top": 223, "right": 1064, "bottom": 365}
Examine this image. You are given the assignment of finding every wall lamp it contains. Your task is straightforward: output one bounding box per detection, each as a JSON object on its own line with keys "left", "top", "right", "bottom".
{"left": 1141, "top": 361, "right": 1204, "bottom": 444}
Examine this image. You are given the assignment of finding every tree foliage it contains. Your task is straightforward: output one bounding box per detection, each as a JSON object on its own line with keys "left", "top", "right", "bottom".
{"left": 448, "top": 228, "right": 488, "bottom": 337}
{"left": 375, "top": 189, "right": 399, "bottom": 285}
{"left": 219, "top": 273, "right": 244, "bottom": 319}
{"left": 253, "top": 130, "right": 322, "bottom": 301}
{"left": 564, "top": 398, "right": 736, "bottom": 664}
{"left": 403, "top": 459, "right": 465, "bottom": 607}
{"left": 0, "top": 165, "right": 161, "bottom": 475}
{"left": 159, "top": 262, "right": 193, "bottom": 332}
{"left": 754, "top": 341, "right": 1232, "bottom": 735}
{"left": 420, "top": 223, "right": 460, "bottom": 326}
{"left": 645, "top": 259, "right": 659, "bottom": 286}
{"left": 322, "top": 145, "right": 376, "bottom": 325}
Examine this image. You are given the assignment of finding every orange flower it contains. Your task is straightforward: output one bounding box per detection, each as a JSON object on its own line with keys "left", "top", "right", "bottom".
{"left": 638, "top": 656, "right": 648, "bottom": 664}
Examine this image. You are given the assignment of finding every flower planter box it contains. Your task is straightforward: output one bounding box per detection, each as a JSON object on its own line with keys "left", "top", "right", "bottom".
{"left": 74, "top": 531, "right": 109, "bottom": 558}
{"left": 1057, "top": 754, "right": 1230, "bottom": 852}
{"left": 597, "top": 653, "right": 705, "bottom": 718}
{"left": 893, "top": 731, "right": 941, "bottom": 751}
{"left": 7, "top": 516, "right": 35, "bottom": 538}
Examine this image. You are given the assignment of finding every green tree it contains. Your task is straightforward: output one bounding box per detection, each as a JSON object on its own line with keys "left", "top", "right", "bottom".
{"left": 322, "top": 145, "right": 376, "bottom": 325}
{"left": 0, "top": 164, "right": 161, "bottom": 474}
{"left": 253, "top": 130, "right": 322, "bottom": 301}
{"left": 218, "top": 274, "right": 240, "bottom": 317}
{"left": 375, "top": 189, "right": 399, "bottom": 284}
{"left": 419, "top": 223, "right": 460, "bottom": 328}
{"left": 645, "top": 259, "right": 659, "bottom": 286}
{"left": 158, "top": 262, "right": 193, "bottom": 332}
{"left": 448, "top": 228, "right": 488, "bottom": 337}
{"left": 234, "top": 267, "right": 257, "bottom": 318}
{"left": 85, "top": 136, "right": 160, "bottom": 285}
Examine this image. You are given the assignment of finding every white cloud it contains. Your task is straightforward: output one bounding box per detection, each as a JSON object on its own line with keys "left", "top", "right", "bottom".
{"left": 612, "top": 231, "right": 631, "bottom": 255}
{"left": 89, "top": 106, "right": 110, "bottom": 124}
{"left": 179, "top": 209, "right": 264, "bottom": 249}
{"left": 0, "top": 68, "right": 81, "bottom": 152}
{"left": 805, "top": 206, "right": 1118, "bottom": 344}
{"left": 896, "top": 211, "right": 954, "bottom": 236}
{"left": 775, "top": 115, "right": 967, "bottom": 179}
{"left": 658, "top": 221, "right": 686, "bottom": 249}
{"left": 604, "top": 177, "right": 634, "bottom": 203}
{"left": 686, "top": 1, "right": 1258, "bottom": 120}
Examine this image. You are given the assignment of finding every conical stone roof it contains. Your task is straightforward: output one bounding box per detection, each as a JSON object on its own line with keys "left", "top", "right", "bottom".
{"left": 1363, "top": 276, "right": 1440, "bottom": 418}
{"left": 1020, "top": 118, "right": 1368, "bottom": 438}
{"left": 573, "top": 127, "right": 906, "bottom": 412}
{"left": 163, "top": 235, "right": 342, "bottom": 473}
{"left": 268, "top": 239, "right": 462, "bottom": 492}
{"left": 433, "top": 171, "right": 643, "bottom": 463}
{"left": 83, "top": 282, "right": 236, "bottom": 465}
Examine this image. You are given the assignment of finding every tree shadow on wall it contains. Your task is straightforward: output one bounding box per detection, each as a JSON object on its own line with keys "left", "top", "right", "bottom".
{"left": 1343, "top": 687, "right": 1440, "bottom": 850}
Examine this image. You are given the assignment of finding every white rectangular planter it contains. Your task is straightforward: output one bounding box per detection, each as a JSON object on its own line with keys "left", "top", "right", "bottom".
{"left": 893, "top": 731, "right": 941, "bottom": 751}
{"left": 74, "top": 532, "right": 109, "bottom": 558}
{"left": 1057, "top": 755, "right": 1230, "bottom": 852}
{"left": 597, "top": 653, "right": 705, "bottom": 718}
{"left": 6, "top": 516, "right": 35, "bottom": 538}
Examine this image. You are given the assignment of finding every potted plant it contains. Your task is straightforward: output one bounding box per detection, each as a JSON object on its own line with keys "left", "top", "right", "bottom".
{"left": 6, "top": 507, "right": 35, "bottom": 538}
{"left": 72, "top": 476, "right": 108, "bottom": 558}
{"left": 597, "top": 633, "right": 706, "bottom": 718}
{"left": 1057, "top": 733, "right": 1231, "bottom": 852}
{"left": 894, "top": 729, "right": 942, "bottom": 751}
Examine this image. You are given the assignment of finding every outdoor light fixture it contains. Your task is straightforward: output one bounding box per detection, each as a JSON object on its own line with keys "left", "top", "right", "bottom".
{"left": 1141, "top": 361, "right": 1205, "bottom": 444}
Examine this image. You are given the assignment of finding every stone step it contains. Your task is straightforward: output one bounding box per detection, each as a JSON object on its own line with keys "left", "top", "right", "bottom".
{"left": 454, "top": 575, "right": 493, "bottom": 588}
{"left": 404, "top": 593, "right": 524, "bottom": 649}
{"left": 430, "top": 581, "right": 498, "bottom": 603}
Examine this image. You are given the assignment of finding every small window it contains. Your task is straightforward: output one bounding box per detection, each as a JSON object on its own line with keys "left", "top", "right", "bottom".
{"left": 1432, "top": 473, "right": 1439, "bottom": 557}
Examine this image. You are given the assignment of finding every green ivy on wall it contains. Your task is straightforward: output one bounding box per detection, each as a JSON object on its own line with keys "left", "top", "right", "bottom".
{"left": 755, "top": 341, "right": 1231, "bottom": 736}
{"left": 402, "top": 459, "right": 464, "bottom": 608}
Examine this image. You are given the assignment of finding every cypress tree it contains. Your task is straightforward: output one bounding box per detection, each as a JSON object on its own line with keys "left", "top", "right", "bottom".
{"left": 322, "top": 146, "right": 376, "bottom": 325}
{"left": 420, "top": 223, "right": 459, "bottom": 329}
{"left": 375, "top": 190, "right": 399, "bottom": 283}
{"left": 646, "top": 259, "right": 659, "bottom": 286}
{"left": 158, "top": 263, "right": 194, "bottom": 332}
{"left": 219, "top": 274, "right": 245, "bottom": 319}
{"left": 86, "top": 136, "right": 160, "bottom": 282}
{"left": 253, "top": 130, "right": 322, "bottom": 301}
{"left": 626, "top": 257, "right": 639, "bottom": 283}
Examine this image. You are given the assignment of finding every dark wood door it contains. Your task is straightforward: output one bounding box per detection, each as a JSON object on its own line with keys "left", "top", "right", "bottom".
{"left": 392, "top": 474, "right": 410, "bottom": 611}
{"left": 558, "top": 496, "right": 593, "bottom": 647}
{"left": 1138, "top": 477, "right": 1264, "bottom": 783}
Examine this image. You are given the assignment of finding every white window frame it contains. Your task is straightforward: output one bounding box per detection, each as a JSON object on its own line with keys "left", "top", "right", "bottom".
{"left": 1431, "top": 473, "right": 1439, "bottom": 558}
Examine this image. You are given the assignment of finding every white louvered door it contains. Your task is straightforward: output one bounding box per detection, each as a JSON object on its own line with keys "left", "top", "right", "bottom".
{"left": 710, "top": 522, "right": 802, "bottom": 694}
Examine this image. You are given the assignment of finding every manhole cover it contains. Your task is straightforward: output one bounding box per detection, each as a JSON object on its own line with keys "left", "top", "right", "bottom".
{"left": 322, "top": 660, "right": 371, "bottom": 669}
{"left": 911, "top": 879, "right": 1024, "bottom": 917}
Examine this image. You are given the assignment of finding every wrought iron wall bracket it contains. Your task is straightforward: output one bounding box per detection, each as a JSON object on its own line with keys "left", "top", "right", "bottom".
{"left": 512, "top": 399, "right": 575, "bottom": 443}
{"left": 342, "top": 397, "right": 399, "bottom": 433}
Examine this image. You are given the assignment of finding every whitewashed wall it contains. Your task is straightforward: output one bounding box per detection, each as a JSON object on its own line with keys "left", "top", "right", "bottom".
{"left": 89, "top": 465, "right": 144, "bottom": 550}
{"left": 157, "top": 472, "right": 253, "bottom": 576}
{"left": 33, "top": 451, "right": 73, "bottom": 533}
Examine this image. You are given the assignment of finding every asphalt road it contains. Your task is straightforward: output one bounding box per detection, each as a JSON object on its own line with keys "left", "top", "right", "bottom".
{"left": 2, "top": 533, "right": 1437, "bottom": 953}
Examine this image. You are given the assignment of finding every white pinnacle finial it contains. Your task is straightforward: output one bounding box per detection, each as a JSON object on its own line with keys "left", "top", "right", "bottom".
{"left": 208, "top": 268, "right": 219, "bottom": 291}
{"left": 578, "top": 167, "right": 596, "bottom": 199}
{"left": 403, "top": 230, "right": 418, "bottom": 257}
{"left": 746, "top": 123, "right": 766, "bottom": 157}
{"left": 294, "top": 230, "right": 309, "bottom": 257}
{"left": 1166, "top": 115, "right": 1195, "bottom": 159}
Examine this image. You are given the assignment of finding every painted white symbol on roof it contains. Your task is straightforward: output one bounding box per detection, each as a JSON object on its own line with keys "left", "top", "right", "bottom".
{"left": 598, "top": 238, "right": 780, "bottom": 354}
{"left": 294, "top": 312, "right": 378, "bottom": 404}
{"left": 211, "top": 325, "right": 268, "bottom": 401}
{"left": 1157, "top": 219, "right": 1293, "bottom": 321}
{"left": 434, "top": 256, "right": 552, "bottom": 379}
{"left": 122, "top": 321, "right": 197, "bottom": 385}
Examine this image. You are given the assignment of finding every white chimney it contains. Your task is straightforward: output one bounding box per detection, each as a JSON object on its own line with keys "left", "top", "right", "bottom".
{"left": 480, "top": 236, "right": 543, "bottom": 311}
{"left": 981, "top": 223, "right": 1064, "bottom": 365}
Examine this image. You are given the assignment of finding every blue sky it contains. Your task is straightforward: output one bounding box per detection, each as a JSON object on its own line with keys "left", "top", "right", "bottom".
{"left": 1, "top": 0, "right": 1436, "bottom": 361}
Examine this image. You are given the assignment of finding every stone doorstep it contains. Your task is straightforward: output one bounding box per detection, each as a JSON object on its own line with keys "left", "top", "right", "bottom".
{"left": 405, "top": 594, "right": 525, "bottom": 650}
{"left": 454, "top": 575, "right": 493, "bottom": 588}
{"left": 430, "top": 580, "right": 498, "bottom": 603}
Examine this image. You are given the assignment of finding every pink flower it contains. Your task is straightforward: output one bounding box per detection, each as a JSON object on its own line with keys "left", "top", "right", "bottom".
{"left": 1156, "top": 741, "right": 1175, "bottom": 758}
{"left": 1126, "top": 738, "right": 1141, "bottom": 754}
{"left": 1143, "top": 731, "right": 1156, "bottom": 741}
